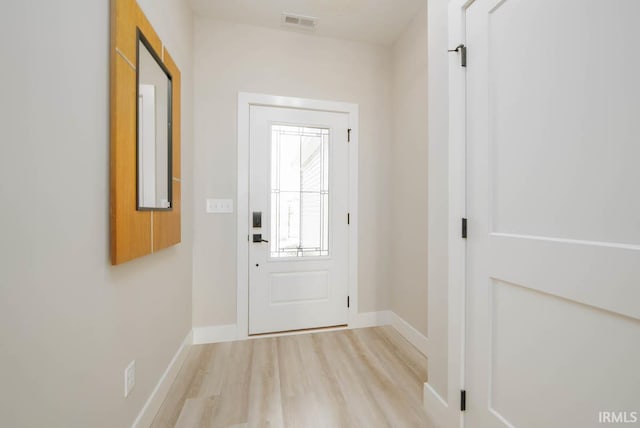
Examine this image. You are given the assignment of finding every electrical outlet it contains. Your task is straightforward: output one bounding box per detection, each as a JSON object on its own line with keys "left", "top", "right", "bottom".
{"left": 124, "top": 360, "right": 135, "bottom": 398}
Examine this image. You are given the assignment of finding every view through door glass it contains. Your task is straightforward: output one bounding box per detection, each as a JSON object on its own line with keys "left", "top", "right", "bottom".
{"left": 270, "top": 125, "right": 329, "bottom": 258}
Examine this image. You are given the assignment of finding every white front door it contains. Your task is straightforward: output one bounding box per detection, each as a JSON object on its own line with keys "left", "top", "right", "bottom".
{"left": 248, "top": 105, "right": 350, "bottom": 335}
{"left": 465, "top": 0, "right": 640, "bottom": 427}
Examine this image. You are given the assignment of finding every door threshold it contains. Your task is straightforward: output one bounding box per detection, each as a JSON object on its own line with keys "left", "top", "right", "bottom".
{"left": 248, "top": 324, "right": 348, "bottom": 339}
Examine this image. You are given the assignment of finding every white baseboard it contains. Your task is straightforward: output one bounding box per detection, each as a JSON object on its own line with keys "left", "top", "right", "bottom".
{"left": 132, "top": 330, "right": 193, "bottom": 428}
{"left": 193, "top": 323, "right": 238, "bottom": 345}
{"left": 350, "top": 310, "right": 392, "bottom": 328}
{"left": 192, "top": 311, "right": 392, "bottom": 345}
{"left": 190, "top": 312, "right": 429, "bottom": 361}
{"left": 423, "top": 382, "right": 453, "bottom": 428}
{"left": 387, "top": 311, "right": 430, "bottom": 356}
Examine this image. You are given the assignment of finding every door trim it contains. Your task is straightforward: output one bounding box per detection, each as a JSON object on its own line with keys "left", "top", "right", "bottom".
{"left": 425, "top": 1, "right": 475, "bottom": 427}
{"left": 237, "top": 92, "right": 359, "bottom": 340}
{"left": 449, "top": 1, "right": 470, "bottom": 426}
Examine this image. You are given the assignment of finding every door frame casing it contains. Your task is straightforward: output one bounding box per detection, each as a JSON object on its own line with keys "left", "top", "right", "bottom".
{"left": 424, "top": 0, "right": 473, "bottom": 427}
{"left": 237, "top": 92, "right": 359, "bottom": 340}
{"left": 449, "top": 3, "right": 472, "bottom": 427}
{"left": 449, "top": 0, "right": 470, "bottom": 426}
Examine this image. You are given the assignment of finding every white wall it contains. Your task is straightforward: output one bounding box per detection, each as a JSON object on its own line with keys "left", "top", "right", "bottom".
{"left": 192, "top": 19, "right": 393, "bottom": 328}
{"left": 390, "top": 3, "right": 429, "bottom": 336}
{"left": 386, "top": 1, "right": 453, "bottom": 414}
{"left": 0, "top": 0, "right": 194, "bottom": 427}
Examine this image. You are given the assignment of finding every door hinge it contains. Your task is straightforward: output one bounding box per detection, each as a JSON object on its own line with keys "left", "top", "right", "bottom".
{"left": 461, "top": 218, "right": 468, "bottom": 239}
{"left": 460, "top": 390, "right": 466, "bottom": 411}
{"left": 347, "top": 128, "right": 352, "bottom": 142}
{"left": 348, "top": 213, "right": 350, "bottom": 225}
{"left": 448, "top": 44, "right": 467, "bottom": 67}
{"left": 347, "top": 296, "right": 350, "bottom": 308}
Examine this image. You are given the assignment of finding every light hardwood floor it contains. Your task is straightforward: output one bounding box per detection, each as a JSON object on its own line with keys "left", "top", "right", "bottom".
{"left": 151, "top": 327, "right": 435, "bottom": 428}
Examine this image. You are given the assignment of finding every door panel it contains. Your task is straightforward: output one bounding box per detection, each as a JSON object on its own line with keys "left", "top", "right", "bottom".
{"left": 268, "top": 271, "right": 329, "bottom": 304}
{"left": 466, "top": 0, "right": 640, "bottom": 426}
{"left": 489, "top": 280, "right": 639, "bottom": 428}
{"left": 486, "top": 0, "right": 640, "bottom": 245}
{"left": 249, "top": 106, "right": 349, "bottom": 335}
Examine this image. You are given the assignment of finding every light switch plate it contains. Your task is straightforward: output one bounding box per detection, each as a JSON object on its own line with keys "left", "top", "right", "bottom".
{"left": 206, "top": 198, "right": 234, "bottom": 214}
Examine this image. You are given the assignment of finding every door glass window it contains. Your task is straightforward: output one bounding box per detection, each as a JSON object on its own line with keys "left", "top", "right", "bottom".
{"left": 271, "top": 125, "right": 329, "bottom": 258}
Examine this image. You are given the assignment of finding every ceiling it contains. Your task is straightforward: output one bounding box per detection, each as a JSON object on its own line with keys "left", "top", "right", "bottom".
{"left": 188, "top": 0, "right": 426, "bottom": 46}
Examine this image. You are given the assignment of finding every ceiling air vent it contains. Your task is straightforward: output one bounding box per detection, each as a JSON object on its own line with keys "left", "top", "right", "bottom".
{"left": 281, "top": 13, "right": 318, "bottom": 31}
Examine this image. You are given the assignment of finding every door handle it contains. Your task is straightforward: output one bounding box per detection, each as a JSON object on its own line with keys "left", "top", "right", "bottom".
{"left": 252, "top": 234, "right": 269, "bottom": 243}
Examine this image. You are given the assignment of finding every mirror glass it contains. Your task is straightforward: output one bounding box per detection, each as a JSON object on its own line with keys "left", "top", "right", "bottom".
{"left": 137, "top": 33, "right": 172, "bottom": 210}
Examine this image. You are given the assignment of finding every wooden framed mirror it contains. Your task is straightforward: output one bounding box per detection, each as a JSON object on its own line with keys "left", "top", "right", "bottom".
{"left": 110, "top": 0, "right": 181, "bottom": 265}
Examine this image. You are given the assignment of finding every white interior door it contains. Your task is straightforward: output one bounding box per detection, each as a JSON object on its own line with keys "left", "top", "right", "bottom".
{"left": 249, "top": 105, "right": 350, "bottom": 335}
{"left": 465, "top": 0, "right": 640, "bottom": 427}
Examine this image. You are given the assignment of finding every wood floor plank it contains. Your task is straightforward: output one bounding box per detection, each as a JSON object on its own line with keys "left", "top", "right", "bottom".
{"left": 151, "top": 345, "right": 215, "bottom": 428}
{"left": 207, "top": 339, "right": 254, "bottom": 427}
{"left": 342, "top": 329, "right": 430, "bottom": 427}
{"left": 246, "top": 338, "right": 284, "bottom": 428}
{"left": 354, "top": 327, "right": 428, "bottom": 401}
{"left": 152, "top": 327, "right": 436, "bottom": 428}
{"left": 173, "top": 398, "right": 218, "bottom": 428}
{"left": 189, "top": 342, "right": 233, "bottom": 399}
{"left": 311, "top": 331, "right": 391, "bottom": 428}
{"left": 278, "top": 334, "right": 331, "bottom": 428}
{"left": 375, "top": 326, "right": 429, "bottom": 381}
